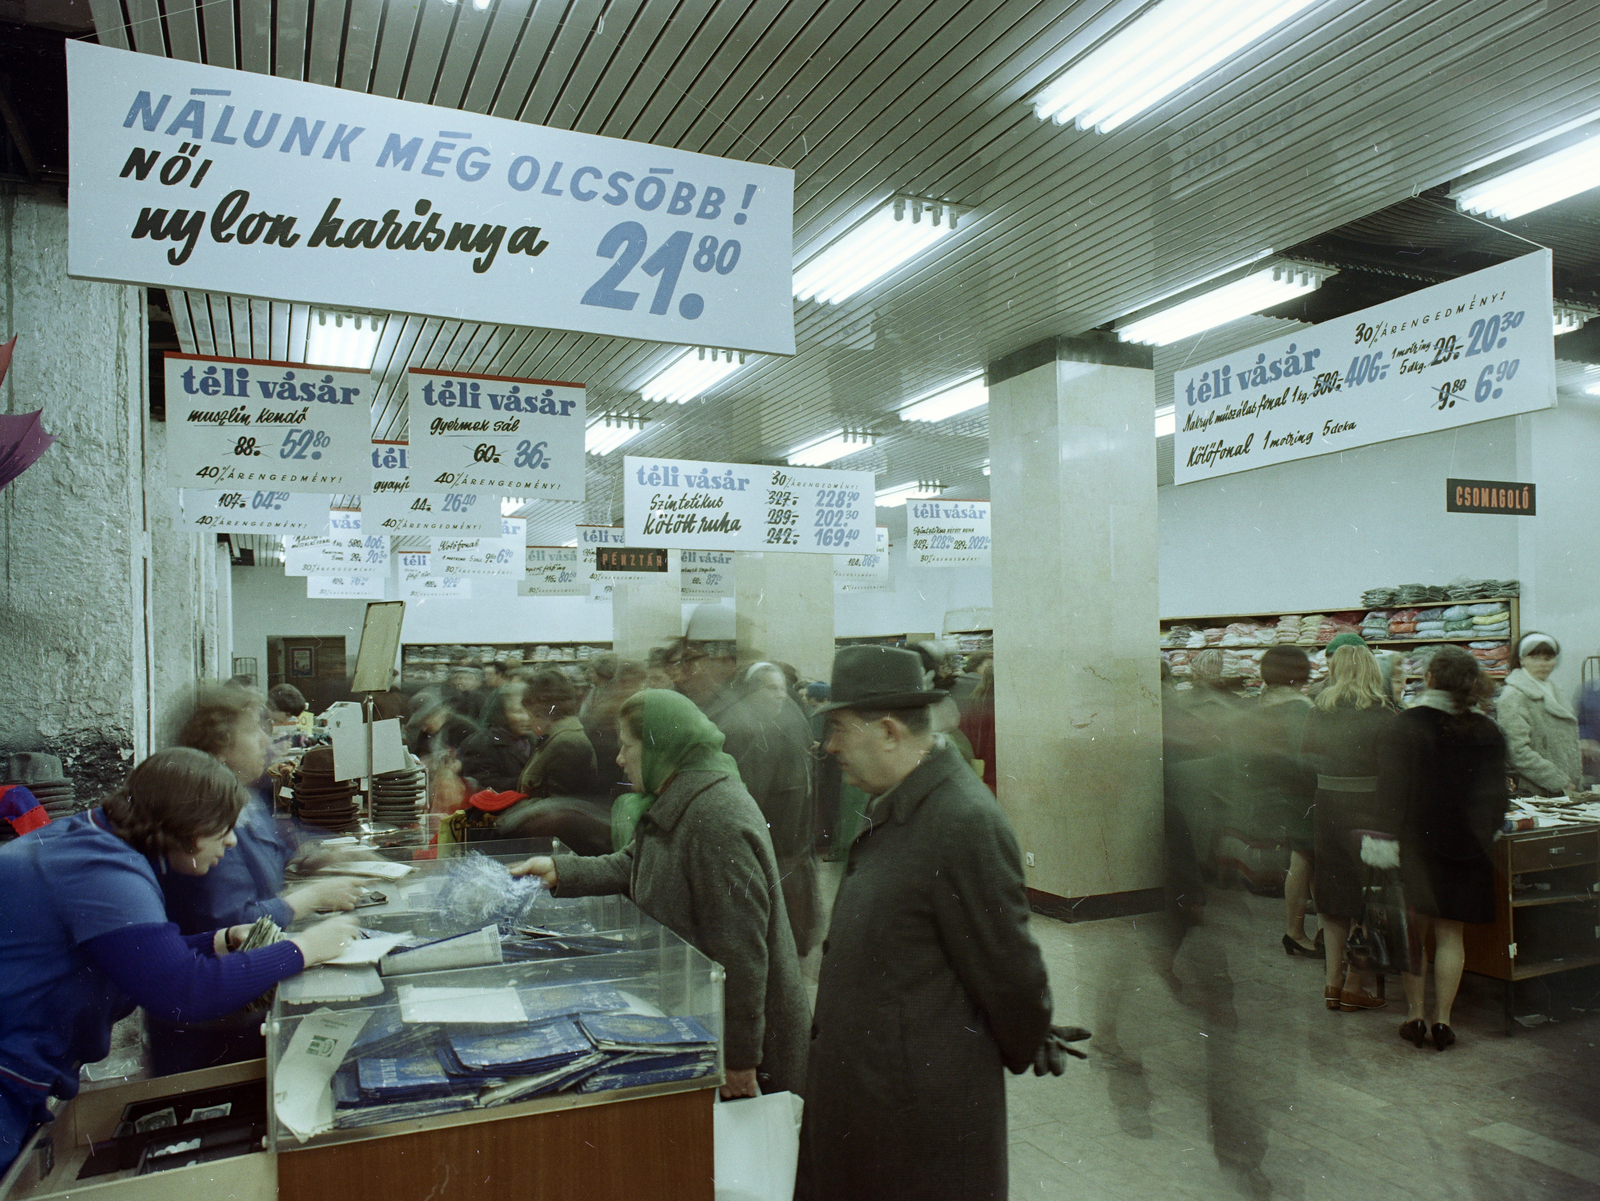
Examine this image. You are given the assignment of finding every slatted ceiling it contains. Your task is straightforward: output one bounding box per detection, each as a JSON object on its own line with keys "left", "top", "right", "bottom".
{"left": 202, "top": 0, "right": 237, "bottom": 69}
{"left": 336, "top": 0, "right": 385, "bottom": 90}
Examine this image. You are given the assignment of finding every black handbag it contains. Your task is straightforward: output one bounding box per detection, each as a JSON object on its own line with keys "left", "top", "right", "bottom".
{"left": 1346, "top": 865, "right": 1413, "bottom": 975}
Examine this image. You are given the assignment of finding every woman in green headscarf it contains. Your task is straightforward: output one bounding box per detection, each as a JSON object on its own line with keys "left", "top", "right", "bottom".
{"left": 512, "top": 689, "right": 810, "bottom": 1101}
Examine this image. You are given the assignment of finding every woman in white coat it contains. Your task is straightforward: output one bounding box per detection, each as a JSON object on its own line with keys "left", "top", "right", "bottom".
{"left": 1495, "top": 633, "right": 1581, "bottom": 796}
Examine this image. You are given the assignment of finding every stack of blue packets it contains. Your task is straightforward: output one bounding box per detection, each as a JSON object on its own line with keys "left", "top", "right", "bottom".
{"left": 441, "top": 1019, "right": 594, "bottom": 1079}
{"left": 517, "top": 982, "right": 638, "bottom": 1023}
{"left": 576, "top": 1014, "right": 718, "bottom": 1093}
{"left": 357, "top": 1053, "right": 492, "bottom": 1103}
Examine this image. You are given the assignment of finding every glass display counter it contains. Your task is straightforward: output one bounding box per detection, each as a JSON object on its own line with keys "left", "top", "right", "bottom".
{"left": 267, "top": 849, "right": 723, "bottom": 1168}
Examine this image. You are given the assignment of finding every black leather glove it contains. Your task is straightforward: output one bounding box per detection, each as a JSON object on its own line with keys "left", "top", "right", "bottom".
{"left": 1032, "top": 1025, "right": 1091, "bottom": 1076}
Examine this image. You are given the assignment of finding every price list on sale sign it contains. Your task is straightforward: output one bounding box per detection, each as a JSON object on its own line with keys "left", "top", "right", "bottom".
{"left": 519, "top": 547, "right": 587, "bottom": 597}
{"left": 908, "top": 500, "right": 990, "bottom": 568}
{"left": 307, "top": 574, "right": 386, "bottom": 600}
{"left": 405, "top": 370, "right": 586, "bottom": 501}
{"left": 178, "top": 489, "right": 330, "bottom": 534}
{"left": 283, "top": 510, "right": 389, "bottom": 575}
{"left": 363, "top": 441, "right": 499, "bottom": 536}
{"left": 623, "top": 457, "right": 875, "bottom": 554}
{"left": 399, "top": 553, "right": 473, "bottom": 601}
{"left": 435, "top": 517, "right": 526, "bottom": 578}
{"left": 163, "top": 354, "right": 373, "bottom": 494}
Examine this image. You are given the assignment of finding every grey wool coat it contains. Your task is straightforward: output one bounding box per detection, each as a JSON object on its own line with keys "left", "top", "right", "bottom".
{"left": 553, "top": 769, "right": 810, "bottom": 1096}
{"left": 796, "top": 741, "right": 1053, "bottom": 1201}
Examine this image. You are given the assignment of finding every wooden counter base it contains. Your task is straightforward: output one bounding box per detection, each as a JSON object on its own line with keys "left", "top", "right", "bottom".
{"left": 277, "top": 1087, "right": 715, "bottom": 1201}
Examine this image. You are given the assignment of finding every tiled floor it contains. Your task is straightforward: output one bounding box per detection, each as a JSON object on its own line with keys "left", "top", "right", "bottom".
{"left": 1007, "top": 890, "right": 1600, "bottom": 1200}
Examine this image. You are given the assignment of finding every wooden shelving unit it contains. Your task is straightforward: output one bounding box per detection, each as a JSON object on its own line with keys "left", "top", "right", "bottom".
{"left": 402, "top": 641, "right": 613, "bottom": 688}
{"left": 1463, "top": 822, "right": 1600, "bottom": 1032}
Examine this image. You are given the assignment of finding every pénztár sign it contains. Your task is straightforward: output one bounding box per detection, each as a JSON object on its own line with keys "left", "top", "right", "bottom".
{"left": 1174, "top": 251, "right": 1555, "bottom": 484}
{"left": 65, "top": 41, "right": 795, "bottom": 355}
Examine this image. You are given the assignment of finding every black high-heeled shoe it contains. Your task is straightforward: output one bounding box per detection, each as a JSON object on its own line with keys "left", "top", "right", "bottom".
{"left": 1431, "top": 1023, "right": 1456, "bottom": 1051}
{"left": 1399, "top": 1019, "right": 1428, "bottom": 1048}
{"left": 1282, "top": 934, "right": 1324, "bottom": 958}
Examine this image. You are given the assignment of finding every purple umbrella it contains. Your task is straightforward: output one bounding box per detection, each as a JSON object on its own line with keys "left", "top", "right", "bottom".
{"left": 0, "top": 338, "right": 57, "bottom": 491}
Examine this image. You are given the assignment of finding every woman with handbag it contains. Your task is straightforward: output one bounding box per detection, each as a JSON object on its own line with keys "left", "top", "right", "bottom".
{"left": 1383, "top": 646, "right": 1509, "bottom": 1050}
{"left": 1301, "top": 642, "right": 1402, "bottom": 1012}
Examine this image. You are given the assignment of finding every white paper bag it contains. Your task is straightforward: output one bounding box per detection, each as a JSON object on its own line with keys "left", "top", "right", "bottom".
{"left": 714, "top": 1090, "right": 803, "bottom": 1201}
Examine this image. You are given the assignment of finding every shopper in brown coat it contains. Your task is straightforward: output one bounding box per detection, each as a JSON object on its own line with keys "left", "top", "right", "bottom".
{"left": 511, "top": 688, "right": 808, "bottom": 1099}
{"left": 797, "top": 646, "right": 1059, "bottom": 1201}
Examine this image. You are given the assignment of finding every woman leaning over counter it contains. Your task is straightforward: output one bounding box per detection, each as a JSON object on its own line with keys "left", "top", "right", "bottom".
{"left": 0, "top": 749, "right": 356, "bottom": 1174}
{"left": 512, "top": 689, "right": 809, "bottom": 1100}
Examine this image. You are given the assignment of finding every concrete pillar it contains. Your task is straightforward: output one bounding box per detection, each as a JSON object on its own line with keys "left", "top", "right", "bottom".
{"left": 610, "top": 575, "right": 682, "bottom": 661}
{"left": 986, "top": 334, "right": 1164, "bottom": 915}
{"left": 0, "top": 190, "right": 148, "bottom": 794}
{"left": 734, "top": 552, "right": 835, "bottom": 681}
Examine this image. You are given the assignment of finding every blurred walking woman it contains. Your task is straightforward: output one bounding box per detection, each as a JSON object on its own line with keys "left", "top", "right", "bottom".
{"left": 0, "top": 749, "right": 354, "bottom": 1173}
{"left": 1383, "top": 646, "right": 1509, "bottom": 1051}
{"left": 1301, "top": 644, "right": 1400, "bottom": 1013}
{"left": 512, "top": 689, "right": 809, "bottom": 1100}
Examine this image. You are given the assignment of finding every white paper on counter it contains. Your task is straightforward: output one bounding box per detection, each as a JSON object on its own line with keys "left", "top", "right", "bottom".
{"left": 278, "top": 966, "right": 385, "bottom": 1004}
{"left": 326, "top": 931, "right": 412, "bottom": 966}
{"left": 317, "top": 859, "right": 414, "bottom": 881}
{"left": 397, "top": 984, "right": 527, "bottom": 1025}
{"left": 273, "top": 1006, "right": 372, "bottom": 1143}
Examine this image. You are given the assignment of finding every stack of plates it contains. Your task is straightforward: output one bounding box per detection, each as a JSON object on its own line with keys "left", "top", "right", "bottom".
{"left": 370, "top": 766, "right": 426, "bottom": 826}
{"left": 290, "top": 747, "right": 361, "bottom": 833}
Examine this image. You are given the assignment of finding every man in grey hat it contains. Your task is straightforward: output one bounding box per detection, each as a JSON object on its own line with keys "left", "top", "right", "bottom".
{"left": 798, "top": 645, "right": 1078, "bottom": 1201}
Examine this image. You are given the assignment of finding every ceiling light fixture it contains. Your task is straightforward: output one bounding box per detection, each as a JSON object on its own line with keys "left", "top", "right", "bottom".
{"left": 586, "top": 415, "right": 648, "bottom": 456}
{"left": 1155, "top": 404, "right": 1177, "bottom": 437}
{"left": 875, "top": 481, "right": 943, "bottom": 508}
{"left": 793, "top": 196, "right": 964, "bottom": 305}
{"left": 1554, "top": 304, "right": 1595, "bottom": 337}
{"left": 899, "top": 374, "right": 987, "bottom": 423}
{"left": 787, "top": 431, "right": 875, "bottom": 467}
{"left": 1033, "top": 0, "right": 1316, "bottom": 133}
{"left": 306, "top": 310, "right": 382, "bottom": 370}
{"left": 639, "top": 347, "right": 747, "bottom": 404}
{"left": 1455, "top": 127, "right": 1600, "bottom": 221}
{"left": 1117, "top": 263, "right": 1328, "bottom": 345}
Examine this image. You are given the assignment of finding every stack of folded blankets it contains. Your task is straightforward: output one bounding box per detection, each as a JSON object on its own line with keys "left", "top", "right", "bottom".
{"left": 1275, "top": 616, "right": 1302, "bottom": 644}
{"left": 1467, "top": 603, "right": 1511, "bottom": 637}
{"left": 1395, "top": 583, "right": 1450, "bottom": 605}
{"left": 1470, "top": 642, "right": 1511, "bottom": 676}
{"left": 1161, "top": 625, "right": 1207, "bottom": 649}
{"left": 1444, "top": 578, "right": 1520, "bottom": 600}
{"left": 1360, "top": 611, "right": 1390, "bottom": 641}
{"left": 1362, "top": 587, "right": 1398, "bottom": 607}
{"left": 1412, "top": 608, "right": 1448, "bottom": 640}
{"left": 1316, "top": 614, "right": 1362, "bottom": 643}
{"left": 1220, "top": 622, "right": 1275, "bottom": 647}
{"left": 1297, "top": 615, "right": 1326, "bottom": 644}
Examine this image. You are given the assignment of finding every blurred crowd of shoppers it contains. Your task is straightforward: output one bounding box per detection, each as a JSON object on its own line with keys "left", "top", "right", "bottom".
{"left": 1162, "top": 630, "right": 1588, "bottom": 1051}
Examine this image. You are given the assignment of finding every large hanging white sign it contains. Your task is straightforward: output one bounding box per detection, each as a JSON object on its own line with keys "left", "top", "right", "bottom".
{"left": 364, "top": 440, "right": 498, "bottom": 536}
{"left": 578, "top": 525, "right": 625, "bottom": 599}
{"left": 681, "top": 550, "right": 735, "bottom": 600}
{"left": 307, "top": 573, "right": 385, "bottom": 599}
{"left": 178, "top": 488, "right": 329, "bottom": 534}
{"left": 624, "top": 457, "right": 875, "bottom": 554}
{"left": 519, "top": 546, "right": 587, "bottom": 597}
{"left": 908, "top": 500, "right": 990, "bottom": 568}
{"left": 1174, "top": 251, "right": 1556, "bottom": 484}
{"left": 66, "top": 41, "right": 795, "bottom": 356}
{"left": 405, "top": 370, "right": 586, "bottom": 501}
{"left": 163, "top": 353, "right": 373, "bottom": 494}
{"left": 834, "top": 526, "right": 889, "bottom": 583}
{"left": 434, "top": 516, "right": 526, "bottom": 577}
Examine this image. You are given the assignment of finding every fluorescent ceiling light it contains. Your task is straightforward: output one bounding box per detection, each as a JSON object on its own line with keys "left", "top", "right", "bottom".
{"left": 981, "top": 462, "right": 991, "bottom": 477}
{"left": 1034, "top": 0, "right": 1316, "bottom": 133}
{"left": 501, "top": 497, "right": 527, "bottom": 515}
{"left": 306, "top": 310, "right": 381, "bottom": 370}
{"left": 1554, "top": 305, "right": 1594, "bottom": 337}
{"left": 1155, "top": 405, "right": 1176, "bottom": 437}
{"left": 586, "top": 417, "right": 647, "bottom": 456}
{"left": 788, "top": 432, "right": 874, "bottom": 466}
{"left": 875, "top": 482, "right": 942, "bottom": 508}
{"left": 640, "top": 348, "right": 746, "bottom": 404}
{"left": 1118, "top": 264, "right": 1327, "bottom": 345}
{"left": 1456, "top": 130, "right": 1600, "bottom": 221}
{"left": 794, "top": 196, "right": 963, "bottom": 305}
{"left": 900, "top": 375, "right": 987, "bottom": 423}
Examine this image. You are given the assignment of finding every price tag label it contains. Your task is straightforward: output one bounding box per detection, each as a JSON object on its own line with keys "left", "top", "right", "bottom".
{"left": 908, "top": 500, "right": 990, "bottom": 568}
{"left": 405, "top": 370, "right": 585, "bottom": 501}
{"left": 164, "top": 354, "right": 373, "bottom": 494}
{"left": 681, "top": 550, "right": 735, "bottom": 600}
{"left": 624, "top": 457, "right": 874, "bottom": 553}
{"left": 834, "top": 527, "right": 889, "bottom": 581}
{"left": 307, "top": 574, "right": 385, "bottom": 599}
{"left": 519, "top": 546, "right": 586, "bottom": 596}
{"left": 401, "top": 554, "right": 472, "bottom": 600}
{"left": 435, "top": 517, "right": 526, "bottom": 577}
{"left": 363, "top": 440, "right": 499, "bottom": 536}
{"left": 578, "top": 525, "right": 626, "bottom": 599}
{"left": 178, "top": 489, "right": 330, "bottom": 534}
